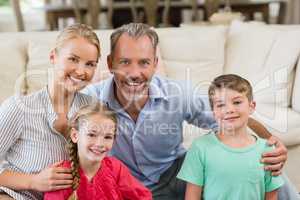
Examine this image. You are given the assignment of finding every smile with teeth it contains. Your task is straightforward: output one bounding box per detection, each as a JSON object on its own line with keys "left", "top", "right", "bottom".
{"left": 90, "top": 148, "right": 106, "bottom": 156}
{"left": 69, "top": 76, "right": 84, "bottom": 84}
{"left": 124, "top": 81, "right": 146, "bottom": 90}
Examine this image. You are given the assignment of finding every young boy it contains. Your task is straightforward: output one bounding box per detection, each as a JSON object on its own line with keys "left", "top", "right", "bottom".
{"left": 177, "top": 74, "right": 284, "bottom": 200}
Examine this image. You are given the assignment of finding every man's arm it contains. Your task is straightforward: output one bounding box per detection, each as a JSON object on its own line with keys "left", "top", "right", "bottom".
{"left": 248, "top": 117, "right": 272, "bottom": 139}
{"left": 248, "top": 117, "right": 287, "bottom": 176}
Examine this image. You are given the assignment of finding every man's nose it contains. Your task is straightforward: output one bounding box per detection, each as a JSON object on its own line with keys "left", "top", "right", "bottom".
{"left": 127, "top": 63, "right": 141, "bottom": 79}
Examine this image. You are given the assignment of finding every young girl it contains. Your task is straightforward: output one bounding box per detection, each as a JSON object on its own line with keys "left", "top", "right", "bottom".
{"left": 44, "top": 103, "right": 152, "bottom": 200}
{"left": 0, "top": 23, "right": 100, "bottom": 200}
{"left": 177, "top": 74, "right": 284, "bottom": 200}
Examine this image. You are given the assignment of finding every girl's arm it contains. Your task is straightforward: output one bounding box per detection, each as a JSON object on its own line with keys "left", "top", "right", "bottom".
{"left": 185, "top": 182, "right": 202, "bottom": 200}
{"left": 265, "top": 190, "right": 278, "bottom": 200}
{"left": 0, "top": 161, "right": 73, "bottom": 191}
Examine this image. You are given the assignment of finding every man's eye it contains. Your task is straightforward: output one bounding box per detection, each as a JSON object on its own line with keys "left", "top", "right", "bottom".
{"left": 140, "top": 60, "right": 150, "bottom": 66}
{"left": 86, "top": 62, "right": 97, "bottom": 68}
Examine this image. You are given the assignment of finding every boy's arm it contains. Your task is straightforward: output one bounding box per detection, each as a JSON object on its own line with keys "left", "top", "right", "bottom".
{"left": 248, "top": 117, "right": 287, "bottom": 176}
{"left": 185, "top": 183, "right": 202, "bottom": 200}
{"left": 265, "top": 190, "right": 278, "bottom": 200}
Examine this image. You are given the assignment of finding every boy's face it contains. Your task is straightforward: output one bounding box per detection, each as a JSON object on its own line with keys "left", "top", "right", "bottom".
{"left": 212, "top": 88, "right": 255, "bottom": 132}
{"left": 71, "top": 114, "right": 116, "bottom": 164}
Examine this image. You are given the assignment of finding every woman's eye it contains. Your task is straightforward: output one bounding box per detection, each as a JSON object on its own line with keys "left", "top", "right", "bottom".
{"left": 87, "top": 133, "right": 96, "bottom": 137}
{"left": 216, "top": 104, "right": 225, "bottom": 108}
{"left": 69, "top": 57, "right": 79, "bottom": 63}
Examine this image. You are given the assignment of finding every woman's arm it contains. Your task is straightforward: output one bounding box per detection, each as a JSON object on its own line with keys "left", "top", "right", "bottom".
{"left": 265, "top": 190, "right": 278, "bottom": 200}
{"left": 0, "top": 161, "right": 73, "bottom": 191}
{"left": 185, "top": 182, "right": 202, "bottom": 200}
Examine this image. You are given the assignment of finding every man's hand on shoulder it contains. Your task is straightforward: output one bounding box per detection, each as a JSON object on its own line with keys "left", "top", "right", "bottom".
{"left": 261, "top": 136, "right": 288, "bottom": 176}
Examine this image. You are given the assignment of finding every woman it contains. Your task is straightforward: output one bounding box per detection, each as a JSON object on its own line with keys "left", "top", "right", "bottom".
{"left": 0, "top": 23, "right": 101, "bottom": 200}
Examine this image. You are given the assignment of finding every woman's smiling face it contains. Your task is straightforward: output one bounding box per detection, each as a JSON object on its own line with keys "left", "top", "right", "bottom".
{"left": 50, "top": 37, "right": 98, "bottom": 93}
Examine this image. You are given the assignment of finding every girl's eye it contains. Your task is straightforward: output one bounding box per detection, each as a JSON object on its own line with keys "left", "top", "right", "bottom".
{"left": 216, "top": 104, "right": 225, "bottom": 108}
{"left": 104, "top": 135, "right": 113, "bottom": 140}
{"left": 69, "top": 57, "right": 78, "bottom": 63}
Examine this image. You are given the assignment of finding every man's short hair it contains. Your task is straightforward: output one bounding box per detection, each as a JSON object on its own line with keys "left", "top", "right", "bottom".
{"left": 208, "top": 74, "right": 253, "bottom": 109}
{"left": 110, "top": 23, "right": 159, "bottom": 57}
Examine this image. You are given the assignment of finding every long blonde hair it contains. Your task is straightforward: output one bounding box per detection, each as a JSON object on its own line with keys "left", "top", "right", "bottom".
{"left": 55, "top": 23, "right": 101, "bottom": 59}
{"left": 67, "top": 103, "right": 117, "bottom": 200}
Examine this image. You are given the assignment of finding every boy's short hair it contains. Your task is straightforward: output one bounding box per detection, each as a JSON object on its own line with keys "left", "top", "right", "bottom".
{"left": 208, "top": 74, "right": 253, "bottom": 109}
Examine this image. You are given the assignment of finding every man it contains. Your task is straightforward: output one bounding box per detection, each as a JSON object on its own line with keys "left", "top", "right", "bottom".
{"left": 83, "top": 23, "right": 298, "bottom": 200}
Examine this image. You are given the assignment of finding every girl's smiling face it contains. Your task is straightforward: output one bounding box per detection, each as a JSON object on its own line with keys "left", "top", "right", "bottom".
{"left": 212, "top": 88, "right": 256, "bottom": 133}
{"left": 71, "top": 114, "right": 116, "bottom": 164}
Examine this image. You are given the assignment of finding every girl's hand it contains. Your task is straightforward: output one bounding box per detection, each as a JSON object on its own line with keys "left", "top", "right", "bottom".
{"left": 262, "top": 136, "right": 288, "bottom": 176}
{"left": 30, "top": 161, "right": 73, "bottom": 192}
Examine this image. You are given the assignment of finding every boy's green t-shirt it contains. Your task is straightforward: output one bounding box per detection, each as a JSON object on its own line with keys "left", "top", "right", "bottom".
{"left": 177, "top": 133, "right": 284, "bottom": 200}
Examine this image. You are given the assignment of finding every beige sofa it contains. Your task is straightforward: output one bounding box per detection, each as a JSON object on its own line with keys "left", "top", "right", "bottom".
{"left": 0, "top": 21, "right": 300, "bottom": 190}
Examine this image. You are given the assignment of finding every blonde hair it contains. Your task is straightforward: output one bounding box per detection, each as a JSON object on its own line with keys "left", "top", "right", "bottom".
{"left": 55, "top": 23, "right": 101, "bottom": 59}
{"left": 208, "top": 74, "right": 253, "bottom": 109}
{"left": 67, "top": 103, "right": 117, "bottom": 200}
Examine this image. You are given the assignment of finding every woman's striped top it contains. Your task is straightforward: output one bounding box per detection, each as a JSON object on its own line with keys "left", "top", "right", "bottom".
{"left": 0, "top": 87, "right": 96, "bottom": 200}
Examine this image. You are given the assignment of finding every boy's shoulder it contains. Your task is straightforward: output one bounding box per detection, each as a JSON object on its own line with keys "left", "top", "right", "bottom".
{"left": 190, "top": 132, "right": 217, "bottom": 150}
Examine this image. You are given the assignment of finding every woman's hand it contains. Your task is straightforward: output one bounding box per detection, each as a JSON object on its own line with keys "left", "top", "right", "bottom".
{"left": 30, "top": 161, "right": 73, "bottom": 192}
{"left": 262, "top": 136, "right": 288, "bottom": 176}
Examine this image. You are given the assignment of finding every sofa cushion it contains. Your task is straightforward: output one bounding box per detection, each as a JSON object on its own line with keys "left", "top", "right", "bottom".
{"left": 253, "top": 103, "right": 300, "bottom": 146}
{"left": 0, "top": 33, "right": 28, "bottom": 103}
{"left": 292, "top": 60, "right": 300, "bottom": 113}
{"left": 157, "top": 26, "right": 227, "bottom": 92}
{"left": 26, "top": 30, "right": 167, "bottom": 94}
{"left": 225, "top": 21, "right": 300, "bottom": 107}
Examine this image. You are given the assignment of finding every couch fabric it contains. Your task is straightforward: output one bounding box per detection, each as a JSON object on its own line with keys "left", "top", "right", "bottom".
{"left": 0, "top": 21, "right": 299, "bottom": 190}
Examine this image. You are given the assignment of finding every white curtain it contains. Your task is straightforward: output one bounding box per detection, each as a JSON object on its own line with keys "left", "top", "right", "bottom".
{"left": 286, "top": 0, "right": 300, "bottom": 24}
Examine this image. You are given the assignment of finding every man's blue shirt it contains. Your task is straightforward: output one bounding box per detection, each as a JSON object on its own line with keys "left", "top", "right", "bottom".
{"left": 82, "top": 75, "right": 216, "bottom": 186}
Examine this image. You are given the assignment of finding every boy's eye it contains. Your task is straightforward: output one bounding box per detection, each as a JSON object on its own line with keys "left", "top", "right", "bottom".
{"left": 119, "top": 60, "right": 129, "bottom": 65}
{"left": 234, "top": 101, "right": 242, "bottom": 105}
